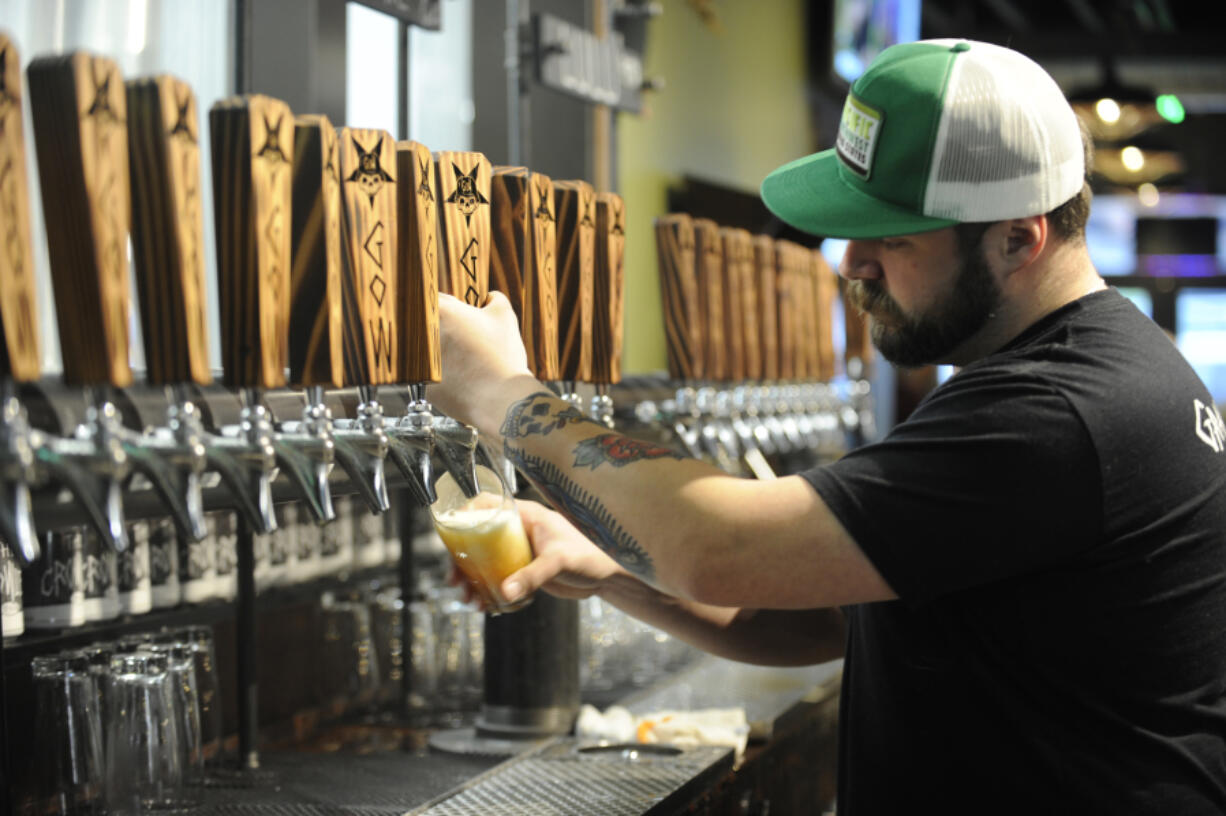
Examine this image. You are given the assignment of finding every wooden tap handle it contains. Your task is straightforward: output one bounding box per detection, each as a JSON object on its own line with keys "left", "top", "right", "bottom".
{"left": 434, "top": 150, "right": 491, "bottom": 307}
{"left": 0, "top": 34, "right": 41, "bottom": 382}
{"left": 553, "top": 180, "right": 595, "bottom": 383}
{"left": 802, "top": 254, "right": 822, "bottom": 380}
{"left": 209, "top": 94, "right": 293, "bottom": 389}
{"left": 287, "top": 114, "right": 343, "bottom": 388}
{"left": 338, "top": 127, "right": 398, "bottom": 386}
{"left": 654, "top": 214, "right": 702, "bottom": 381}
{"left": 693, "top": 218, "right": 725, "bottom": 382}
{"left": 774, "top": 240, "right": 797, "bottom": 381}
{"left": 591, "top": 192, "right": 625, "bottom": 386}
{"left": 27, "top": 51, "right": 132, "bottom": 387}
{"left": 795, "top": 244, "right": 816, "bottom": 381}
{"left": 752, "top": 235, "right": 779, "bottom": 382}
{"left": 719, "top": 227, "right": 750, "bottom": 382}
{"left": 843, "top": 279, "right": 874, "bottom": 373}
{"left": 126, "top": 75, "right": 213, "bottom": 387}
{"left": 728, "top": 228, "right": 760, "bottom": 382}
{"left": 812, "top": 248, "right": 837, "bottom": 382}
{"left": 490, "top": 166, "right": 559, "bottom": 380}
{"left": 396, "top": 140, "right": 441, "bottom": 384}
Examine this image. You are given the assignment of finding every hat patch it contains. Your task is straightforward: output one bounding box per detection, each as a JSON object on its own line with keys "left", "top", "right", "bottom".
{"left": 836, "top": 95, "right": 882, "bottom": 179}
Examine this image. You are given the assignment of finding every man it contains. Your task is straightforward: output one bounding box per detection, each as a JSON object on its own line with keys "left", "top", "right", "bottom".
{"left": 429, "top": 39, "right": 1226, "bottom": 814}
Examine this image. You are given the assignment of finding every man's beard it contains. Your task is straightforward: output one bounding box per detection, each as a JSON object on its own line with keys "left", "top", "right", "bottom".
{"left": 845, "top": 246, "right": 1001, "bottom": 368}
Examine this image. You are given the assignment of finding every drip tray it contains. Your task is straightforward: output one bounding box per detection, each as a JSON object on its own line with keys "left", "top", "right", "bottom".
{"left": 407, "top": 738, "right": 733, "bottom": 816}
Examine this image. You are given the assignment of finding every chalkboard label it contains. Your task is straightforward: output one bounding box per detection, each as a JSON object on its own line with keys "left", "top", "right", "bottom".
{"left": 22, "top": 528, "right": 86, "bottom": 628}
{"left": 1, "top": 543, "right": 23, "bottom": 637}
{"left": 118, "top": 520, "right": 153, "bottom": 616}
{"left": 180, "top": 513, "right": 219, "bottom": 603}
{"left": 148, "top": 517, "right": 182, "bottom": 609}
{"left": 81, "top": 529, "right": 119, "bottom": 622}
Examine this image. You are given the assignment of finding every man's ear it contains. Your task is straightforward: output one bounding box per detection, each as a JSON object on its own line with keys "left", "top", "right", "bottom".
{"left": 992, "top": 216, "right": 1046, "bottom": 276}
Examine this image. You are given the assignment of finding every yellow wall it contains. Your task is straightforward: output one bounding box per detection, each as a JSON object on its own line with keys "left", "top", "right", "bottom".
{"left": 618, "top": 0, "right": 817, "bottom": 373}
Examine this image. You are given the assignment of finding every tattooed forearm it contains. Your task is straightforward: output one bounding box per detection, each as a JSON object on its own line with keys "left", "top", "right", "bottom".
{"left": 500, "top": 391, "right": 603, "bottom": 440}
{"left": 505, "top": 443, "right": 655, "bottom": 581}
{"left": 572, "top": 434, "right": 685, "bottom": 471}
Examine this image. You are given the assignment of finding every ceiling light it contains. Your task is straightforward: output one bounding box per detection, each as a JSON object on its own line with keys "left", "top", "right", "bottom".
{"left": 1095, "top": 98, "right": 1121, "bottom": 124}
{"left": 1067, "top": 57, "right": 1178, "bottom": 142}
{"left": 1093, "top": 147, "right": 1184, "bottom": 186}
{"left": 1137, "top": 183, "right": 1160, "bottom": 207}
{"left": 1155, "top": 94, "right": 1185, "bottom": 124}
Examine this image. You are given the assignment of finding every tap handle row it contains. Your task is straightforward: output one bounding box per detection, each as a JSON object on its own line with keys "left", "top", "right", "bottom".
{"left": 490, "top": 166, "right": 560, "bottom": 381}
{"left": 0, "top": 34, "right": 42, "bottom": 384}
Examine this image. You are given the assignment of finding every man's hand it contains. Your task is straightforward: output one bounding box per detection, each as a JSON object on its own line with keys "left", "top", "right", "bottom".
{"left": 498, "top": 499, "right": 625, "bottom": 605}
{"left": 428, "top": 291, "right": 534, "bottom": 432}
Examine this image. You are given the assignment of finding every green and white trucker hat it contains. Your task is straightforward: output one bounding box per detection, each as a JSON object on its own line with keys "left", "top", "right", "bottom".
{"left": 760, "top": 39, "right": 1085, "bottom": 240}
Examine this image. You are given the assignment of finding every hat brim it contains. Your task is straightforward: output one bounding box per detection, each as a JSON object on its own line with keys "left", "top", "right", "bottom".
{"left": 760, "top": 149, "right": 959, "bottom": 240}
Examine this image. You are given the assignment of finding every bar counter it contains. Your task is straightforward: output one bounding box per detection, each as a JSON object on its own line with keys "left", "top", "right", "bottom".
{"left": 215, "top": 656, "right": 843, "bottom": 813}
{"left": 175, "top": 656, "right": 842, "bottom": 815}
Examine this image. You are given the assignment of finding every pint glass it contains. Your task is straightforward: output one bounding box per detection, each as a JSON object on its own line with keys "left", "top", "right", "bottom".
{"left": 429, "top": 465, "right": 533, "bottom": 614}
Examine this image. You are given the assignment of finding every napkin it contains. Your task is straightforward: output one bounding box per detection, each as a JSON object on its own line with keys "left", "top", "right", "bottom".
{"left": 575, "top": 704, "right": 750, "bottom": 760}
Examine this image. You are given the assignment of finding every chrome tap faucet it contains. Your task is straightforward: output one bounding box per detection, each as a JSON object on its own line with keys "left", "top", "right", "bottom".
{"left": 1, "top": 393, "right": 40, "bottom": 565}
{"left": 326, "top": 385, "right": 391, "bottom": 514}
{"left": 385, "top": 384, "right": 436, "bottom": 506}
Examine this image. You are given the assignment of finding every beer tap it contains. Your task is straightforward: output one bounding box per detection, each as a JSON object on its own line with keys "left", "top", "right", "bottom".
{"left": 209, "top": 95, "right": 333, "bottom": 524}
{"left": 284, "top": 116, "right": 391, "bottom": 516}
{"left": 428, "top": 149, "right": 497, "bottom": 499}
{"left": 788, "top": 243, "right": 822, "bottom": 455}
{"left": 588, "top": 192, "right": 626, "bottom": 427}
{"left": 769, "top": 240, "right": 806, "bottom": 458}
{"left": 0, "top": 33, "right": 42, "bottom": 565}
{"left": 807, "top": 247, "right": 843, "bottom": 459}
{"left": 125, "top": 74, "right": 281, "bottom": 536}
{"left": 489, "top": 165, "right": 560, "bottom": 495}
{"left": 720, "top": 227, "right": 775, "bottom": 480}
{"left": 552, "top": 180, "right": 595, "bottom": 414}
{"left": 27, "top": 52, "right": 208, "bottom": 552}
{"left": 653, "top": 213, "right": 704, "bottom": 459}
{"left": 841, "top": 279, "right": 876, "bottom": 447}
{"left": 692, "top": 217, "right": 738, "bottom": 472}
{"left": 749, "top": 234, "right": 783, "bottom": 460}
{"left": 385, "top": 139, "right": 441, "bottom": 507}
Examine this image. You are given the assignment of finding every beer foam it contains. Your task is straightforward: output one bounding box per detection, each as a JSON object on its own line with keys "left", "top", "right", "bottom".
{"left": 435, "top": 504, "right": 503, "bottom": 530}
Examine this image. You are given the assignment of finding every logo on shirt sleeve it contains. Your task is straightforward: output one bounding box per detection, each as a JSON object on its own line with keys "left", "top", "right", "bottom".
{"left": 1195, "top": 399, "right": 1225, "bottom": 453}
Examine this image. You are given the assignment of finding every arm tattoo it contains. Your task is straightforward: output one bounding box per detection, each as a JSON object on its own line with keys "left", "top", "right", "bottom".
{"left": 505, "top": 442, "right": 655, "bottom": 581}
{"left": 572, "top": 434, "right": 685, "bottom": 471}
{"left": 501, "top": 391, "right": 603, "bottom": 440}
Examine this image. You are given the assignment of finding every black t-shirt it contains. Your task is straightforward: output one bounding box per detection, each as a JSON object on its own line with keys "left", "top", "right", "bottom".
{"left": 803, "top": 288, "right": 1226, "bottom": 815}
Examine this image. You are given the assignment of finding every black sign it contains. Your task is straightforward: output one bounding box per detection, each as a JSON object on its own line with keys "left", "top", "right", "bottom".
{"left": 532, "top": 13, "right": 645, "bottom": 113}
{"left": 351, "top": 0, "right": 440, "bottom": 30}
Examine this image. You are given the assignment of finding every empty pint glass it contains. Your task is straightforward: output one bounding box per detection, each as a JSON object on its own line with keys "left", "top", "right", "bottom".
{"left": 429, "top": 464, "right": 533, "bottom": 615}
